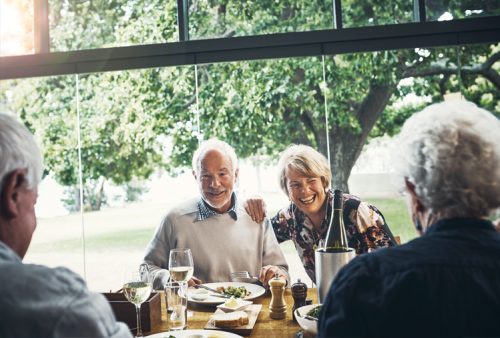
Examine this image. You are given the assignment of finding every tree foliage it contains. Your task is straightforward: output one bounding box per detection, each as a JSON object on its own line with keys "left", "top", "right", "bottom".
{"left": 1, "top": 0, "right": 498, "bottom": 210}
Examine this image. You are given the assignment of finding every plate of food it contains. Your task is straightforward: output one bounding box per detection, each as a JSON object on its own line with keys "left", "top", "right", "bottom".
{"left": 146, "top": 329, "right": 243, "bottom": 338}
{"left": 295, "top": 304, "right": 321, "bottom": 335}
{"left": 188, "top": 282, "right": 265, "bottom": 305}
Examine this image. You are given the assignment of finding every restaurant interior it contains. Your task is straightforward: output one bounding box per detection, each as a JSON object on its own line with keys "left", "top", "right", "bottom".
{"left": 1, "top": 1, "right": 499, "bottom": 337}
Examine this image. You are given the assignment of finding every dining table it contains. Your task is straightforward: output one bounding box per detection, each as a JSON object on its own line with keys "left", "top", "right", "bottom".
{"left": 147, "top": 288, "right": 318, "bottom": 338}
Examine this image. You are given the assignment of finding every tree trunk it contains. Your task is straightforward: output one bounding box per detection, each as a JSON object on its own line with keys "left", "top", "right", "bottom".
{"left": 94, "top": 178, "right": 105, "bottom": 211}
{"left": 319, "top": 83, "right": 394, "bottom": 193}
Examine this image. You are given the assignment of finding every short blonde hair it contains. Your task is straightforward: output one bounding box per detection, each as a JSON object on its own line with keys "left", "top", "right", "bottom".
{"left": 277, "top": 144, "right": 331, "bottom": 195}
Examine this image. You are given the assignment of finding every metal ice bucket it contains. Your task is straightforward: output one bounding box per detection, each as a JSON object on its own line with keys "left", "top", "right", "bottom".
{"left": 315, "top": 248, "right": 356, "bottom": 303}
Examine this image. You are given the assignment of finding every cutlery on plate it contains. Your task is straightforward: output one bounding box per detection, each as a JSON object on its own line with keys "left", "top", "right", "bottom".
{"left": 296, "top": 310, "right": 319, "bottom": 321}
{"left": 194, "top": 284, "right": 231, "bottom": 298}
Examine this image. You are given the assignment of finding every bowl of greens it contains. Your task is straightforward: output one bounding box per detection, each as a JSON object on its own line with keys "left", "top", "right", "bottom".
{"left": 295, "top": 304, "right": 321, "bottom": 335}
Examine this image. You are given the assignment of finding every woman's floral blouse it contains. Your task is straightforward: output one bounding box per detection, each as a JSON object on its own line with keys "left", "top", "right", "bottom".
{"left": 270, "top": 189, "right": 396, "bottom": 283}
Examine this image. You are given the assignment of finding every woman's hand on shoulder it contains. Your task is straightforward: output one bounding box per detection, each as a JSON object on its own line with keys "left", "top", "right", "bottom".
{"left": 244, "top": 196, "right": 267, "bottom": 223}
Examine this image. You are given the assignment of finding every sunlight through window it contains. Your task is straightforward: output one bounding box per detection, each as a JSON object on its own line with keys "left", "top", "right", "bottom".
{"left": 0, "top": 0, "right": 33, "bottom": 56}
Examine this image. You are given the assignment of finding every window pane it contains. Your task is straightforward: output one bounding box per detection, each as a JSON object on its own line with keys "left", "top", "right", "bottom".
{"left": 342, "top": 0, "right": 414, "bottom": 28}
{"left": 49, "top": 0, "right": 178, "bottom": 52}
{"left": 189, "top": 0, "right": 333, "bottom": 40}
{"left": 427, "top": 0, "right": 500, "bottom": 21}
{"left": 0, "top": 0, "right": 34, "bottom": 56}
{"left": 0, "top": 75, "right": 84, "bottom": 276}
{"left": 194, "top": 57, "right": 327, "bottom": 285}
{"left": 77, "top": 66, "right": 195, "bottom": 291}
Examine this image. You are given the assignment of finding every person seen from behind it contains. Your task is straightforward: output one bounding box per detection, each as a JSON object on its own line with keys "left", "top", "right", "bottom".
{"left": 318, "top": 100, "right": 500, "bottom": 337}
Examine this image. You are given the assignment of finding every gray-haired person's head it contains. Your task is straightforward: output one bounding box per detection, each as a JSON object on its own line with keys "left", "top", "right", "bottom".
{"left": 0, "top": 113, "right": 43, "bottom": 194}
{"left": 191, "top": 138, "right": 238, "bottom": 174}
{"left": 394, "top": 100, "right": 500, "bottom": 218}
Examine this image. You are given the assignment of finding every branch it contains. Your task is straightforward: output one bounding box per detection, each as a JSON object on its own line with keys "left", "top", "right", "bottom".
{"left": 403, "top": 51, "right": 500, "bottom": 90}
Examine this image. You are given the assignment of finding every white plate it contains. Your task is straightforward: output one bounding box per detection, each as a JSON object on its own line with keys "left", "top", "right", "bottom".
{"left": 295, "top": 304, "right": 321, "bottom": 335}
{"left": 188, "top": 282, "right": 266, "bottom": 305}
{"left": 146, "top": 329, "right": 243, "bottom": 338}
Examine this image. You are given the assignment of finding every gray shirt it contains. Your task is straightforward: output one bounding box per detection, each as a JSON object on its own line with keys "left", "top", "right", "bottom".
{"left": 0, "top": 241, "right": 132, "bottom": 338}
{"left": 143, "top": 197, "right": 289, "bottom": 288}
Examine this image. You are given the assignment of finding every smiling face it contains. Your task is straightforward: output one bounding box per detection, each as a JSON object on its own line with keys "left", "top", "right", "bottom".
{"left": 285, "top": 167, "right": 327, "bottom": 217}
{"left": 194, "top": 149, "right": 238, "bottom": 213}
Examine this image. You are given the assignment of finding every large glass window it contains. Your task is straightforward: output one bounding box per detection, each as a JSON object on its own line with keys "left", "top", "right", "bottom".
{"left": 2, "top": 41, "right": 497, "bottom": 290}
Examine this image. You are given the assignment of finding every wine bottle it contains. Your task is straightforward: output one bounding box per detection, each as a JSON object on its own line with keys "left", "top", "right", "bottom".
{"left": 324, "top": 189, "right": 351, "bottom": 252}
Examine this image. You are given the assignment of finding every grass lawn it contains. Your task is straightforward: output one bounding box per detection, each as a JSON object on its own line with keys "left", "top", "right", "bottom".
{"left": 366, "top": 197, "right": 418, "bottom": 244}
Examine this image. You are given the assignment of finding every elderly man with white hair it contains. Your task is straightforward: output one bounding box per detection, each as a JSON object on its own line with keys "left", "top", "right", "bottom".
{"left": 0, "top": 113, "right": 131, "bottom": 337}
{"left": 143, "top": 138, "right": 288, "bottom": 288}
{"left": 318, "top": 100, "right": 500, "bottom": 337}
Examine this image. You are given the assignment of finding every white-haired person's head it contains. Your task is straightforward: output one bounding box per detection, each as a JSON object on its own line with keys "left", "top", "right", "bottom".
{"left": 191, "top": 138, "right": 238, "bottom": 175}
{"left": 395, "top": 100, "right": 500, "bottom": 222}
{"left": 191, "top": 138, "right": 239, "bottom": 213}
{"left": 0, "top": 113, "right": 43, "bottom": 194}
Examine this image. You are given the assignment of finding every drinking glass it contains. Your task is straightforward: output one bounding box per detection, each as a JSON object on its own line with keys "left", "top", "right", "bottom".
{"left": 123, "top": 269, "right": 152, "bottom": 337}
{"left": 164, "top": 281, "right": 188, "bottom": 330}
{"left": 168, "top": 248, "right": 194, "bottom": 282}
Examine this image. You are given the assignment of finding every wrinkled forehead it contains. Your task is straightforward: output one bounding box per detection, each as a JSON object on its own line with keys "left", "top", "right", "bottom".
{"left": 199, "top": 149, "right": 234, "bottom": 173}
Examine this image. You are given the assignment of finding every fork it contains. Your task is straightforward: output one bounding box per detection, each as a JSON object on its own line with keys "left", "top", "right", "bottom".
{"left": 230, "top": 271, "right": 260, "bottom": 284}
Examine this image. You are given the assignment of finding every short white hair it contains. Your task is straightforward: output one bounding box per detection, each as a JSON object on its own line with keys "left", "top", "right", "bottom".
{"left": 0, "top": 113, "right": 43, "bottom": 193}
{"left": 192, "top": 138, "right": 238, "bottom": 174}
{"left": 394, "top": 100, "right": 500, "bottom": 218}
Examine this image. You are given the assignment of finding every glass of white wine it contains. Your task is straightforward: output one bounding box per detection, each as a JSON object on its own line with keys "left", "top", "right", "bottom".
{"left": 123, "top": 269, "right": 152, "bottom": 337}
{"left": 168, "top": 248, "right": 194, "bottom": 282}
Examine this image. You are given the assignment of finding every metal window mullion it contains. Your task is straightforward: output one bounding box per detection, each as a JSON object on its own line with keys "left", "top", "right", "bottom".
{"left": 177, "top": 0, "right": 189, "bottom": 41}
{"left": 34, "top": 0, "right": 50, "bottom": 53}
{"left": 333, "top": 0, "right": 343, "bottom": 29}
{"left": 413, "top": 0, "right": 426, "bottom": 23}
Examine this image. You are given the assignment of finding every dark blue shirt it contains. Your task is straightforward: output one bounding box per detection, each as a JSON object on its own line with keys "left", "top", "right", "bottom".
{"left": 318, "top": 218, "right": 500, "bottom": 337}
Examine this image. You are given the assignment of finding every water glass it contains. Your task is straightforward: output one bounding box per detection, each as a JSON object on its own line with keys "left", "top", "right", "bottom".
{"left": 164, "top": 281, "right": 188, "bottom": 330}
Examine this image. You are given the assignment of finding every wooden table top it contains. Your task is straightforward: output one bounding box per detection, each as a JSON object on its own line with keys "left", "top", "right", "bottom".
{"left": 149, "top": 288, "right": 318, "bottom": 338}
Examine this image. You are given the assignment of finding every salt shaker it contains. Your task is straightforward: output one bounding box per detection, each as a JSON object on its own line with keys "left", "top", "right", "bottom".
{"left": 291, "top": 279, "right": 307, "bottom": 322}
{"left": 269, "top": 273, "right": 287, "bottom": 319}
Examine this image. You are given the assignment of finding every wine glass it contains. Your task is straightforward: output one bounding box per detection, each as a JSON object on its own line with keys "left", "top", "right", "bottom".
{"left": 123, "top": 268, "right": 152, "bottom": 337}
{"left": 168, "top": 248, "right": 194, "bottom": 282}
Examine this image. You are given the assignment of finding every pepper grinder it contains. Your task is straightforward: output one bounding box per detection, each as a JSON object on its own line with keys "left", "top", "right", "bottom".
{"left": 291, "top": 279, "right": 308, "bottom": 322}
{"left": 269, "top": 273, "right": 287, "bottom": 319}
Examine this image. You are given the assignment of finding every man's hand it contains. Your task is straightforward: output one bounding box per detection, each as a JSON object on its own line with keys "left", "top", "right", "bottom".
{"left": 259, "top": 265, "right": 287, "bottom": 287}
{"left": 188, "top": 276, "right": 202, "bottom": 287}
{"left": 244, "top": 197, "right": 267, "bottom": 223}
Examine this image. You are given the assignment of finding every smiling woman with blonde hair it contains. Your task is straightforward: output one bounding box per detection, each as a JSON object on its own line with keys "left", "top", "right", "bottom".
{"left": 245, "top": 144, "right": 396, "bottom": 283}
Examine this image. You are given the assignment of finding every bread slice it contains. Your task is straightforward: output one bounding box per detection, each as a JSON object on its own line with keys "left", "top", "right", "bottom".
{"left": 212, "top": 311, "right": 249, "bottom": 328}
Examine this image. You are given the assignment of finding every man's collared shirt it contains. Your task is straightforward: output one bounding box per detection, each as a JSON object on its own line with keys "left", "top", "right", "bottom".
{"left": 196, "top": 193, "right": 238, "bottom": 221}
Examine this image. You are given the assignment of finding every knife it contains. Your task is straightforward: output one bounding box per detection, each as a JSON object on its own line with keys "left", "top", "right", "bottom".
{"left": 194, "top": 284, "right": 231, "bottom": 298}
